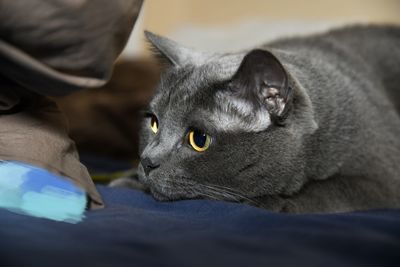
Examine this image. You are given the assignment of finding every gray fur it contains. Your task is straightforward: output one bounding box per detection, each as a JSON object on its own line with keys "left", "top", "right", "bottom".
{"left": 118, "top": 25, "right": 400, "bottom": 213}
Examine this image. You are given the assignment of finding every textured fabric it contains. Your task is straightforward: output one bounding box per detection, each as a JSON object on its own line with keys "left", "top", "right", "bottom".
{"left": 0, "top": 0, "right": 143, "bottom": 95}
{"left": 0, "top": 89, "right": 102, "bottom": 208}
{"left": 0, "top": 185, "right": 399, "bottom": 267}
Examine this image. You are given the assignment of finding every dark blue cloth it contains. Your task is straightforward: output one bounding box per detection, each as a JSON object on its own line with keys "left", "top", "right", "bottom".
{"left": 1, "top": 185, "right": 400, "bottom": 267}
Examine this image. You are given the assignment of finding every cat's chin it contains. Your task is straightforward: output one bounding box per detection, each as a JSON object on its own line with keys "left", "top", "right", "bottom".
{"left": 149, "top": 186, "right": 196, "bottom": 202}
{"left": 148, "top": 183, "right": 201, "bottom": 202}
{"left": 149, "top": 187, "right": 171, "bottom": 201}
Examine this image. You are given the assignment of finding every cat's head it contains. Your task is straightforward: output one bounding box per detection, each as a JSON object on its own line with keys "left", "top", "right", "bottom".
{"left": 138, "top": 31, "right": 315, "bottom": 205}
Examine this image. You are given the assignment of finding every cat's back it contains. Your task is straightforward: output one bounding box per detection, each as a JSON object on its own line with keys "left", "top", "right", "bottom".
{"left": 324, "top": 25, "right": 400, "bottom": 111}
{"left": 269, "top": 25, "right": 400, "bottom": 112}
{"left": 265, "top": 25, "right": 400, "bottom": 179}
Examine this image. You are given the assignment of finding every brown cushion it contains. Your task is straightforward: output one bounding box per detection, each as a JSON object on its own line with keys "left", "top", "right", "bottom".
{"left": 0, "top": 0, "right": 143, "bottom": 96}
{"left": 0, "top": 88, "right": 103, "bottom": 209}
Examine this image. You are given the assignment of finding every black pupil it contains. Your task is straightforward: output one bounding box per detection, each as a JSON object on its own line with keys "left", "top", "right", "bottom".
{"left": 193, "top": 130, "right": 206, "bottom": 147}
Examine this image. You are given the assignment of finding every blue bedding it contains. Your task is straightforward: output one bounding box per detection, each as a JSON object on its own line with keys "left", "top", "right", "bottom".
{"left": 1, "top": 185, "right": 400, "bottom": 267}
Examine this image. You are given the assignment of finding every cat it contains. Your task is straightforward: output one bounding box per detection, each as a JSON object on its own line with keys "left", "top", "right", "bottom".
{"left": 111, "top": 25, "right": 400, "bottom": 213}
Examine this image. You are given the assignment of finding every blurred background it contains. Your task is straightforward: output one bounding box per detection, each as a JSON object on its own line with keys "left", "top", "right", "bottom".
{"left": 125, "top": 0, "right": 400, "bottom": 56}
{"left": 56, "top": 0, "right": 400, "bottom": 172}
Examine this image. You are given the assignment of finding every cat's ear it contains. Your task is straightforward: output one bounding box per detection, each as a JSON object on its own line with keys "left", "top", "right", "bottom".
{"left": 229, "top": 49, "right": 293, "bottom": 125}
{"left": 144, "top": 31, "right": 208, "bottom": 67}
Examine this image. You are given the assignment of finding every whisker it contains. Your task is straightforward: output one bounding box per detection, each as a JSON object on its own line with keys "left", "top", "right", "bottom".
{"left": 155, "top": 176, "right": 263, "bottom": 207}
{"left": 196, "top": 183, "right": 263, "bottom": 207}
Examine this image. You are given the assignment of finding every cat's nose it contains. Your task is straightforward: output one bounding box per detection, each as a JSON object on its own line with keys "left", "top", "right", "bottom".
{"left": 141, "top": 157, "right": 160, "bottom": 176}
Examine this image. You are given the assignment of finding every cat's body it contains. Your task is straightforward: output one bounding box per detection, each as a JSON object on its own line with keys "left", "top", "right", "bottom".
{"left": 256, "top": 26, "right": 400, "bottom": 212}
{"left": 113, "top": 25, "right": 400, "bottom": 213}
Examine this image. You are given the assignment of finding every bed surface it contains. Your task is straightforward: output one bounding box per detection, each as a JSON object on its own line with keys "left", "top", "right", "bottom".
{"left": 1, "top": 185, "right": 400, "bottom": 267}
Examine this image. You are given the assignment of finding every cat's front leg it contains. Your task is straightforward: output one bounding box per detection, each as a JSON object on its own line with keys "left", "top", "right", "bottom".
{"left": 109, "top": 169, "right": 149, "bottom": 192}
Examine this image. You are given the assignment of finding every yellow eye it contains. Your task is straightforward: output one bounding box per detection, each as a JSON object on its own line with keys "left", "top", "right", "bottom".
{"left": 188, "top": 129, "right": 211, "bottom": 152}
{"left": 150, "top": 116, "right": 158, "bottom": 134}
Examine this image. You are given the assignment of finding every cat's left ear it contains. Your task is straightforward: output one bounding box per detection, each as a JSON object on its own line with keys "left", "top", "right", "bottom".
{"left": 229, "top": 49, "right": 293, "bottom": 125}
{"left": 144, "top": 31, "right": 208, "bottom": 67}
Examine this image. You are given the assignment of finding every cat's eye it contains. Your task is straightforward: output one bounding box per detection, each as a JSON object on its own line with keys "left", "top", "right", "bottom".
{"left": 150, "top": 115, "right": 158, "bottom": 134}
{"left": 188, "top": 129, "right": 211, "bottom": 152}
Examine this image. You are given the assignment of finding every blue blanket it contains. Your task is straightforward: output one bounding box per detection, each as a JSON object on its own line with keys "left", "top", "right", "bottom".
{"left": 1, "top": 185, "right": 400, "bottom": 267}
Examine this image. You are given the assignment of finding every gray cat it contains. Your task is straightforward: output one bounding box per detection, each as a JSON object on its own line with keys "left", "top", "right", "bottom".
{"left": 112, "top": 25, "right": 400, "bottom": 213}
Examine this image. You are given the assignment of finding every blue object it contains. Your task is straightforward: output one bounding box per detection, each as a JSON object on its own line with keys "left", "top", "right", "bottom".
{"left": 0, "top": 185, "right": 400, "bottom": 267}
{"left": 0, "top": 160, "right": 87, "bottom": 223}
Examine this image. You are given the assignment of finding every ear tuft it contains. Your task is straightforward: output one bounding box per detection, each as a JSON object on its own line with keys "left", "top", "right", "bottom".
{"left": 144, "top": 31, "right": 180, "bottom": 66}
{"left": 144, "top": 30, "right": 209, "bottom": 67}
{"left": 145, "top": 34, "right": 174, "bottom": 67}
{"left": 229, "top": 49, "right": 293, "bottom": 125}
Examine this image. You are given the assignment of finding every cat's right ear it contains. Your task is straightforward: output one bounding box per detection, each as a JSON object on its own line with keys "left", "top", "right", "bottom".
{"left": 229, "top": 49, "right": 293, "bottom": 125}
{"left": 144, "top": 31, "right": 208, "bottom": 67}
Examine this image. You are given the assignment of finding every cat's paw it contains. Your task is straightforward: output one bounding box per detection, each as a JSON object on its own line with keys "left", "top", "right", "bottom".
{"left": 109, "top": 176, "right": 148, "bottom": 192}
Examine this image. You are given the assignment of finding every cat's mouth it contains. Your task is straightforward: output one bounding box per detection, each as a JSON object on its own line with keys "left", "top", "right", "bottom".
{"left": 136, "top": 168, "right": 171, "bottom": 200}
{"left": 145, "top": 177, "right": 266, "bottom": 208}
{"left": 137, "top": 166, "right": 256, "bottom": 204}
